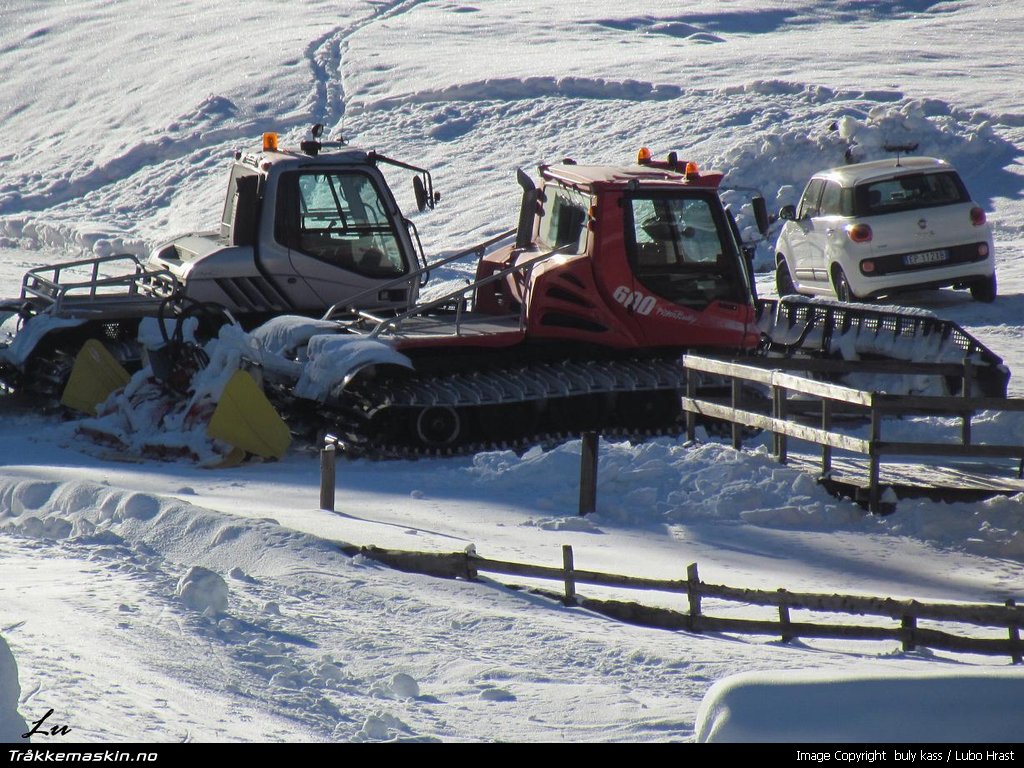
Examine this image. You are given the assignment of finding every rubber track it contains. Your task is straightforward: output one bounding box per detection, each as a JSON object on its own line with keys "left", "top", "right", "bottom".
{"left": 325, "top": 357, "right": 695, "bottom": 459}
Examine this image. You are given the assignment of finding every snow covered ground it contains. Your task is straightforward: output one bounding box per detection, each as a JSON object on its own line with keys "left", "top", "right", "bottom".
{"left": 3, "top": 0, "right": 1024, "bottom": 743}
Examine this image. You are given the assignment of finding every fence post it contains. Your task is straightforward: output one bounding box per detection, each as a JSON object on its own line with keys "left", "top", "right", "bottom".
{"left": 778, "top": 589, "right": 794, "bottom": 642}
{"left": 1007, "top": 598, "right": 1022, "bottom": 665}
{"left": 731, "top": 379, "right": 743, "bottom": 451}
{"left": 686, "top": 562, "right": 702, "bottom": 632}
{"left": 772, "top": 383, "right": 788, "bottom": 464}
{"left": 901, "top": 603, "right": 917, "bottom": 651}
{"left": 579, "top": 431, "right": 598, "bottom": 516}
{"left": 869, "top": 399, "right": 882, "bottom": 514}
{"left": 685, "top": 367, "right": 697, "bottom": 442}
{"left": 821, "top": 399, "right": 833, "bottom": 475}
{"left": 961, "top": 358, "right": 973, "bottom": 446}
{"left": 320, "top": 441, "right": 337, "bottom": 512}
{"left": 562, "top": 545, "right": 576, "bottom": 605}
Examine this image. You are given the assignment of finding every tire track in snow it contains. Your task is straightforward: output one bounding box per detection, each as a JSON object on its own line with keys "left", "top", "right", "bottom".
{"left": 305, "top": 0, "right": 431, "bottom": 131}
{"left": 0, "top": 0, "right": 430, "bottom": 249}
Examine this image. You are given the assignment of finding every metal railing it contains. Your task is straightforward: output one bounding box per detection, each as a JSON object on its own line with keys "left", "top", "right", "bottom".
{"left": 21, "top": 253, "right": 178, "bottom": 314}
{"left": 364, "top": 243, "right": 572, "bottom": 339}
{"left": 321, "top": 228, "right": 516, "bottom": 321}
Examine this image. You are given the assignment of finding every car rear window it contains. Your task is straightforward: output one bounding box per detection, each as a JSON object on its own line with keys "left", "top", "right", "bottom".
{"left": 854, "top": 171, "right": 969, "bottom": 216}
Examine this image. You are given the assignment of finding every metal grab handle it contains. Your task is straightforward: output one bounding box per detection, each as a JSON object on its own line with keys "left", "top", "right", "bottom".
{"left": 321, "top": 228, "right": 516, "bottom": 321}
{"left": 367, "top": 243, "right": 573, "bottom": 339}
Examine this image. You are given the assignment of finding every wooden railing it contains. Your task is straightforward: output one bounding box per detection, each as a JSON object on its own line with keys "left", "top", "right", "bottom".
{"left": 680, "top": 354, "right": 1024, "bottom": 512}
{"left": 344, "top": 544, "right": 1024, "bottom": 663}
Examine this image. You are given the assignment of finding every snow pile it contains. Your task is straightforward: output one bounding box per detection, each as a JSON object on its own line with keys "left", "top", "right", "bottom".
{"left": 0, "top": 635, "right": 28, "bottom": 743}
{"left": 467, "top": 437, "right": 1024, "bottom": 560}
{"left": 470, "top": 439, "right": 861, "bottom": 528}
{"left": 294, "top": 335, "right": 412, "bottom": 402}
{"left": 356, "top": 712, "right": 419, "bottom": 742}
{"left": 249, "top": 316, "right": 345, "bottom": 360}
{"left": 696, "top": 668, "right": 1024, "bottom": 743}
{"left": 249, "top": 315, "right": 414, "bottom": 401}
{"left": 70, "top": 323, "right": 258, "bottom": 464}
{"left": 176, "top": 566, "right": 229, "bottom": 616}
{"left": 891, "top": 493, "right": 1024, "bottom": 561}
{"left": 385, "top": 673, "right": 420, "bottom": 700}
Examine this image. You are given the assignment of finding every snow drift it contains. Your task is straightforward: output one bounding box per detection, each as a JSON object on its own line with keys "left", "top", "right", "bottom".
{"left": 0, "top": 635, "right": 28, "bottom": 743}
{"left": 696, "top": 668, "right": 1024, "bottom": 743}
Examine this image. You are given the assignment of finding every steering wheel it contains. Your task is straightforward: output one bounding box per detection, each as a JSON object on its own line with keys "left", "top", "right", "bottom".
{"left": 360, "top": 248, "right": 386, "bottom": 270}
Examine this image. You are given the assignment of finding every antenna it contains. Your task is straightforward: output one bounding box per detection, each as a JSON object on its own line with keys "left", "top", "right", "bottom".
{"left": 883, "top": 142, "right": 919, "bottom": 167}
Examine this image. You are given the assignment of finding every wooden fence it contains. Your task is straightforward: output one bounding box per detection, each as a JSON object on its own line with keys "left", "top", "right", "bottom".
{"left": 680, "top": 354, "right": 1024, "bottom": 512}
{"left": 341, "top": 542, "right": 1024, "bottom": 664}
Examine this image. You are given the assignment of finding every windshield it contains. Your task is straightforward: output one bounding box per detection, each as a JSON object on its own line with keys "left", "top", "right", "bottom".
{"left": 625, "top": 192, "right": 748, "bottom": 307}
{"left": 275, "top": 171, "right": 408, "bottom": 278}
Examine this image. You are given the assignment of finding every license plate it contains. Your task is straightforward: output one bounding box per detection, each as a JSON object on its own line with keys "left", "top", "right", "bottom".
{"left": 903, "top": 249, "right": 949, "bottom": 266}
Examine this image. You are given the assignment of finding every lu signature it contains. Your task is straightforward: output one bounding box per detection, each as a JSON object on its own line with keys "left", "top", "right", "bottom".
{"left": 22, "top": 709, "right": 72, "bottom": 739}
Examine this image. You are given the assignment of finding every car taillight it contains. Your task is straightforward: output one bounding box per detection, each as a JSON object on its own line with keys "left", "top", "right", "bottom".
{"left": 861, "top": 260, "right": 875, "bottom": 274}
{"left": 970, "top": 207, "right": 987, "bottom": 226}
{"left": 846, "top": 223, "right": 872, "bottom": 243}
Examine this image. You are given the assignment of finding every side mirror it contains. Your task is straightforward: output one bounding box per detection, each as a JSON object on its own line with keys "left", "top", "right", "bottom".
{"left": 779, "top": 204, "right": 797, "bottom": 221}
{"left": 413, "top": 176, "right": 428, "bottom": 212}
{"left": 515, "top": 168, "right": 538, "bottom": 250}
{"left": 752, "top": 196, "right": 770, "bottom": 235}
{"left": 412, "top": 176, "right": 441, "bottom": 212}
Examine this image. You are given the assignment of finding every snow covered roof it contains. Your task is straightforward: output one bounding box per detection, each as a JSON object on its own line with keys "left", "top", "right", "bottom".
{"left": 238, "top": 146, "right": 372, "bottom": 170}
{"left": 541, "top": 162, "right": 724, "bottom": 191}
{"left": 815, "top": 156, "right": 953, "bottom": 187}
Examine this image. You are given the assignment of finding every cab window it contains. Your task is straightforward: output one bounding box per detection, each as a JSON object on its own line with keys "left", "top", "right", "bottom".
{"left": 537, "top": 187, "right": 589, "bottom": 253}
{"left": 274, "top": 171, "right": 408, "bottom": 278}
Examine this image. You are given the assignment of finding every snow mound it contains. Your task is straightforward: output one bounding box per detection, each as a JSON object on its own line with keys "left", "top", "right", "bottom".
{"left": 356, "top": 711, "right": 415, "bottom": 742}
{"left": 479, "top": 687, "right": 516, "bottom": 702}
{"left": 696, "top": 668, "right": 1024, "bottom": 743}
{"left": 176, "top": 566, "right": 229, "bottom": 615}
{"left": 464, "top": 437, "right": 1024, "bottom": 559}
{"left": 388, "top": 672, "right": 420, "bottom": 699}
{"left": 0, "top": 635, "right": 28, "bottom": 743}
{"left": 469, "top": 439, "right": 855, "bottom": 527}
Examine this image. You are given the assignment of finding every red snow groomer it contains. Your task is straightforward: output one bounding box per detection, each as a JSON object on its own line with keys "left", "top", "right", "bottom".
{"left": 307, "top": 148, "right": 770, "bottom": 455}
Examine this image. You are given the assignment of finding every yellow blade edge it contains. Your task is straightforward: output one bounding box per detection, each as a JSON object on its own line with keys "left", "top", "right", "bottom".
{"left": 60, "top": 339, "right": 131, "bottom": 416}
{"left": 206, "top": 369, "right": 292, "bottom": 460}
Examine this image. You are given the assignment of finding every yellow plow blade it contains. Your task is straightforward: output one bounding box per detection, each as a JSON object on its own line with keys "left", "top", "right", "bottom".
{"left": 60, "top": 339, "right": 131, "bottom": 416}
{"left": 206, "top": 369, "right": 291, "bottom": 460}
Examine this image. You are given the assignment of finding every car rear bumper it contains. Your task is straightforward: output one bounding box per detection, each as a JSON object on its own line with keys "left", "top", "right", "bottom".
{"left": 846, "top": 251, "right": 995, "bottom": 298}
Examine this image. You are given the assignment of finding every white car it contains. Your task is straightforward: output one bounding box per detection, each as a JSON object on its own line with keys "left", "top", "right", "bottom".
{"left": 774, "top": 157, "right": 996, "bottom": 302}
